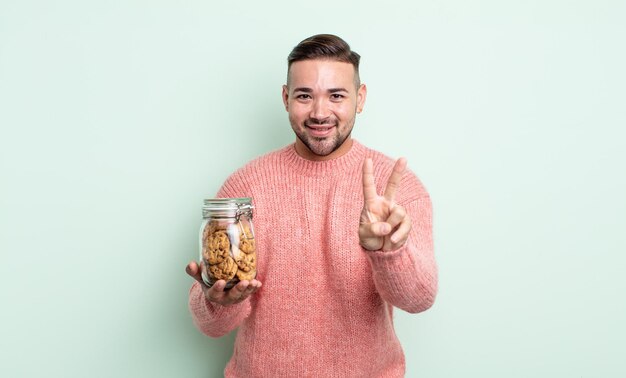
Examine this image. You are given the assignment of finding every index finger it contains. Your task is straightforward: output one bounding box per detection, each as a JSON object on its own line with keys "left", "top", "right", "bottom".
{"left": 362, "top": 158, "right": 378, "bottom": 202}
{"left": 225, "top": 280, "right": 251, "bottom": 302}
{"left": 383, "top": 157, "right": 407, "bottom": 201}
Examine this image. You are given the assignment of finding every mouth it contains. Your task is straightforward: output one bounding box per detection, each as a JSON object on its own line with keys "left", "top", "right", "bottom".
{"left": 305, "top": 124, "right": 336, "bottom": 138}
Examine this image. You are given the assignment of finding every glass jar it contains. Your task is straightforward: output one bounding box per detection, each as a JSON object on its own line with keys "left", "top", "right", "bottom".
{"left": 199, "top": 198, "right": 256, "bottom": 289}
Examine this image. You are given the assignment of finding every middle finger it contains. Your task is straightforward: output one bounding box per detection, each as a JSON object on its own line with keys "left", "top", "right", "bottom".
{"left": 383, "top": 158, "right": 407, "bottom": 202}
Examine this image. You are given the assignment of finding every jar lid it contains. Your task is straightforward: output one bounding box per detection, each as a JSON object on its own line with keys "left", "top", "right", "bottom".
{"left": 202, "top": 197, "right": 253, "bottom": 219}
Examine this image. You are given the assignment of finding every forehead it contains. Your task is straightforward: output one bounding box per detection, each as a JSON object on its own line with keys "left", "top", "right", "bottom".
{"left": 288, "top": 59, "right": 356, "bottom": 90}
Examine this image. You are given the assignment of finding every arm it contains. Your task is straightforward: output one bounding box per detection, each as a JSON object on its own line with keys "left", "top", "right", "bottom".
{"left": 364, "top": 195, "right": 437, "bottom": 313}
{"left": 359, "top": 158, "right": 438, "bottom": 313}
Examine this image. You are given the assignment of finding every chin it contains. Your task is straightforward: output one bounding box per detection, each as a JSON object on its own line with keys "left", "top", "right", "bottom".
{"left": 308, "top": 139, "right": 340, "bottom": 156}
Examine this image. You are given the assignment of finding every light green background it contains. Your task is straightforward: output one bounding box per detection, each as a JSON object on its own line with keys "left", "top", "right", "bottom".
{"left": 1, "top": 1, "right": 625, "bottom": 377}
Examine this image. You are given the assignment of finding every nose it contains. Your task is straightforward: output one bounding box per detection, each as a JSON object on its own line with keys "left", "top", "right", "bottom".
{"left": 310, "top": 98, "right": 331, "bottom": 121}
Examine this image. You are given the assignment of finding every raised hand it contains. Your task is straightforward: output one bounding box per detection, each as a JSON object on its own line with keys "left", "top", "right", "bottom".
{"left": 359, "top": 157, "right": 412, "bottom": 251}
{"left": 186, "top": 260, "right": 262, "bottom": 306}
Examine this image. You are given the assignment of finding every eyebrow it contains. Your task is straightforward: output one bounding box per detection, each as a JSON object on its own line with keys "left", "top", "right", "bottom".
{"left": 292, "top": 87, "right": 350, "bottom": 93}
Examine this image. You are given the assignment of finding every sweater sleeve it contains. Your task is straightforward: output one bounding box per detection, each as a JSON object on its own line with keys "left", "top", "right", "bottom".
{"left": 188, "top": 282, "right": 251, "bottom": 337}
{"left": 188, "top": 169, "right": 254, "bottom": 337}
{"left": 364, "top": 195, "right": 438, "bottom": 313}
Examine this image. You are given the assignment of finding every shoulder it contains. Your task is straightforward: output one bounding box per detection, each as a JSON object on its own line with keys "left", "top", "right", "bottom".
{"left": 217, "top": 146, "right": 289, "bottom": 198}
{"left": 361, "top": 143, "right": 430, "bottom": 204}
{"left": 222, "top": 144, "right": 291, "bottom": 187}
{"left": 232, "top": 145, "right": 290, "bottom": 177}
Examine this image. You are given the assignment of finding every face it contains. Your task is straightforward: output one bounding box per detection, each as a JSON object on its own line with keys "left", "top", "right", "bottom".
{"left": 282, "top": 59, "right": 367, "bottom": 161}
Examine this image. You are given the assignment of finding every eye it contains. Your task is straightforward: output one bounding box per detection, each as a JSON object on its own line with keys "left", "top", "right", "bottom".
{"left": 330, "top": 94, "right": 345, "bottom": 101}
{"left": 296, "top": 94, "right": 312, "bottom": 100}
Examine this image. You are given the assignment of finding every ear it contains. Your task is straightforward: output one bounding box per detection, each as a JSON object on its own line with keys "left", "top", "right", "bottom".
{"left": 282, "top": 85, "right": 289, "bottom": 111}
{"left": 356, "top": 83, "right": 367, "bottom": 114}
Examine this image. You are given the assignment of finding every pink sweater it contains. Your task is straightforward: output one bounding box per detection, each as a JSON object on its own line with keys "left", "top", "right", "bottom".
{"left": 189, "top": 140, "right": 438, "bottom": 377}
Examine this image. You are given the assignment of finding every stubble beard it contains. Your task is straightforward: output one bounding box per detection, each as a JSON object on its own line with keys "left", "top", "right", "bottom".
{"left": 291, "top": 116, "right": 355, "bottom": 157}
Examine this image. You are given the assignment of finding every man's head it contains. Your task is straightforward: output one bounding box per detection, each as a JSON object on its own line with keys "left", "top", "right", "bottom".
{"left": 286, "top": 34, "right": 361, "bottom": 89}
{"left": 283, "top": 34, "right": 367, "bottom": 161}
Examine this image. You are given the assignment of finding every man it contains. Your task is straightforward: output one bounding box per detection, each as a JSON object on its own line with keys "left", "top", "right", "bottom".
{"left": 186, "top": 34, "right": 438, "bottom": 377}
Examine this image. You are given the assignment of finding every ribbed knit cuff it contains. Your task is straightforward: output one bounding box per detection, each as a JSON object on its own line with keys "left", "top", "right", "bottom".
{"left": 362, "top": 245, "right": 415, "bottom": 273}
{"left": 362, "top": 245, "right": 437, "bottom": 313}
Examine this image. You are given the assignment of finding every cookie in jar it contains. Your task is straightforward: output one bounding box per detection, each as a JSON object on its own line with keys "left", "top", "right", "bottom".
{"left": 199, "top": 198, "right": 256, "bottom": 289}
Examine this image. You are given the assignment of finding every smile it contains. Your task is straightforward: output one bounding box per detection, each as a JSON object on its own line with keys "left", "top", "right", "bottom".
{"left": 306, "top": 125, "right": 335, "bottom": 137}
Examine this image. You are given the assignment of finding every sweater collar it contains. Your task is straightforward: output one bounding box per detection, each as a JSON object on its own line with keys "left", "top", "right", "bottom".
{"left": 281, "top": 138, "right": 367, "bottom": 177}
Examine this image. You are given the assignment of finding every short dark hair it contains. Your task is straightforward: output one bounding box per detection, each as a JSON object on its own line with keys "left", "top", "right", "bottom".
{"left": 287, "top": 34, "right": 361, "bottom": 87}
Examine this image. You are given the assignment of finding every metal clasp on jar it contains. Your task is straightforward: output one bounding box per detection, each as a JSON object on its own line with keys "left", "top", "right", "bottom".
{"left": 235, "top": 202, "right": 254, "bottom": 240}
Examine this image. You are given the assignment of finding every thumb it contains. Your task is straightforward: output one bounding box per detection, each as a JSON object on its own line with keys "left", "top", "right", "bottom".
{"left": 360, "top": 221, "right": 392, "bottom": 239}
{"left": 186, "top": 261, "right": 204, "bottom": 284}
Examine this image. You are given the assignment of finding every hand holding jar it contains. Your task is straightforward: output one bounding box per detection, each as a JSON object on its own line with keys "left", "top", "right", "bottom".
{"left": 185, "top": 198, "right": 262, "bottom": 306}
{"left": 185, "top": 261, "right": 262, "bottom": 306}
